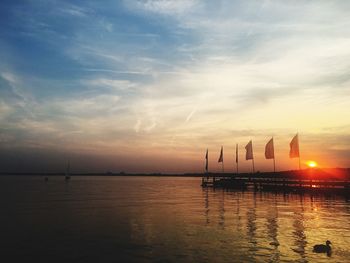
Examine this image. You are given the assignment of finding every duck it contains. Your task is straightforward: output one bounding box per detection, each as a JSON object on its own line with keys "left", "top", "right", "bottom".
{"left": 313, "top": 240, "right": 331, "bottom": 254}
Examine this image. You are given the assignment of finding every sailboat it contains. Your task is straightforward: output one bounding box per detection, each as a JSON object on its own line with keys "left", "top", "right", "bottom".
{"left": 65, "top": 161, "right": 70, "bottom": 181}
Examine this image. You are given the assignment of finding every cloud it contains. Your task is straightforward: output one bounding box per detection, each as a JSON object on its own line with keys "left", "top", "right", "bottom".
{"left": 0, "top": 72, "right": 17, "bottom": 84}
{"left": 84, "top": 78, "right": 138, "bottom": 91}
{"left": 124, "top": 0, "right": 199, "bottom": 15}
{"left": 185, "top": 107, "right": 196, "bottom": 123}
{"left": 81, "top": 68, "right": 151, "bottom": 75}
{"left": 58, "top": 5, "right": 91, "bottom": 18}
{"left": 0, "top": 71, "right": 36, "bottom": 118}
{"left": 134, "top": 119, "right": 141, "bottom": 133}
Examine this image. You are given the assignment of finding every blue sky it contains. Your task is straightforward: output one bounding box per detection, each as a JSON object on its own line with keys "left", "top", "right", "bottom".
{"left": 1, "top": 0, "right": 350, "bottom": 173}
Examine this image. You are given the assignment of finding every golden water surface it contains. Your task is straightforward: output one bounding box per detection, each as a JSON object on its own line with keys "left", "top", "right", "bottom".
{"left": 1, "top": 176, "right": 350, "bottom": 262}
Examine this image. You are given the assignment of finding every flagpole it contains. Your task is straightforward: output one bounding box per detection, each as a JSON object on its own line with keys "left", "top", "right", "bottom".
{"left": 203, "top": 149, "right": 207, "bottom": 185}
{"left": 207, "top": 150, "right": 209, "bottom": 184}
{"left": 252, "top": 158, "right": 255, "bottom": 173}
{"left": 222, "top": 145, "right": 225, "bottom": 174}
{"left": 235, "top": 143, "right": 238, "bottom": 175}
{"left": 298, "top": 133, "right": 301, "bottom": 170}
{"left": 252, "top": 141, "right": 255, "bottom": 173}
{"left": 273, "top": 137, "right": 276, "bottom": 172}
{"left": 206, "top": 149, "right": 209, "bottom": 175}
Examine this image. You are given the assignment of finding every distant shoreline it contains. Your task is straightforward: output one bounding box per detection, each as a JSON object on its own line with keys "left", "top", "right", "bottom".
{"left": 1, "top": 168, "right": 349, "bottom": 178}
{"left": 0, "top": 172, "right": 203, "bottom": 177}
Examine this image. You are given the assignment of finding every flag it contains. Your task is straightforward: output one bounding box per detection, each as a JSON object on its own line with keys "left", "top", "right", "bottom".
{"left": 205, "top": 149, "right": 208, "bottom": 171}
{"left": 218, "top": 146, "right": 223, "bottom": 163}
{"left": 265, "top": 138, "right": 274, "bottom": 159}
{"left": 289, "top": 134, "right": 300, "bottom": 158}
{"left": 235, "top": 143, "right": 238, "bottom": 163}
{"left": 245, "top": 140, "right": 253, "bottom": 160}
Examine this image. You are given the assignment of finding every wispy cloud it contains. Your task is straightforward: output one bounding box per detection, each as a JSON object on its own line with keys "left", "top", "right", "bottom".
{"left": 58, "top": 5, "right": 91, "bottom": 18}
{"left": 84, "top": 78, "right": 138, "bottom": 91}
{"left": 124, "top": 0, "right": 199, "bottom": 15}
{"left": 185, "top": 107, "right": 197, "bottom": 123}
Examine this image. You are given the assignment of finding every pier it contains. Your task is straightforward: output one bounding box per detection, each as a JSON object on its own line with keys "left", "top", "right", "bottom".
{"left": 202, "top": 168, "right": 350, "bottom": 194}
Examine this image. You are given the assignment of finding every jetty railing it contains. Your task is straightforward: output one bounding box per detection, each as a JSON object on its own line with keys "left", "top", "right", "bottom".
{"left": 201, "top": 169, "right": 350, "bottom": 193}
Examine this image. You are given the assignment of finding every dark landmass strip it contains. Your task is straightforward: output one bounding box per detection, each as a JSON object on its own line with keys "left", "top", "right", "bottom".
{"left": 1, "top": 168, "right": 350, "bottom": 180}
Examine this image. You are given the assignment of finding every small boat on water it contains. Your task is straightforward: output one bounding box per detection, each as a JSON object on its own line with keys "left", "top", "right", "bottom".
{"left": 65, "top": 161, "right": 70, "bottom": 181}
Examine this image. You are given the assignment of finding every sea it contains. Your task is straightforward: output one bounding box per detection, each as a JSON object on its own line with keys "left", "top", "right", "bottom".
{"left": 1, "top": 176, "right": 350, "bottom": 262}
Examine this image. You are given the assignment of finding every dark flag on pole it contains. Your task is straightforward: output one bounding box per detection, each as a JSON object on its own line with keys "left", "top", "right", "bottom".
{"left": 265, "top": 137, "right": 276, "bottom": 172}
{"left": 235, "top": 143, "right": 239, "bottom": 174}
{"left": 245, "top": 140, "right": 253, "bottom": 160}
{"left": 235, "top": 144, "right": 238, "bottom": 163}
{"left": 245, "top": 140, "right": 255, "bottom": 173}
{"left": 218, "top": 146, "right": 224, "bottom": 173}
{"left": 265, "top": 138, "right": 275, "bottom": 159}
{"left": 290, "top": 133, "right": 301, "bottom": 170}
{"left": 218, "top": 146, "right": 223, "bottom": 163}
{"left": 289, "top": 134, "right": 300, "bottom": 158}
{"left": 205, "top": 149, "right": 208, "bottom": 172}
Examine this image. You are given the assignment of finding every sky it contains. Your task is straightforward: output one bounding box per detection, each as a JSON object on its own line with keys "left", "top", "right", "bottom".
{"left": 0, "top": 0, "right": 350, "bottom": 173}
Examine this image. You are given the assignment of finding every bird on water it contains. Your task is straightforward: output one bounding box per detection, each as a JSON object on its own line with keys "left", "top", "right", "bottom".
{"left": 313, "top": 240, "right": 332, "bottom": 255}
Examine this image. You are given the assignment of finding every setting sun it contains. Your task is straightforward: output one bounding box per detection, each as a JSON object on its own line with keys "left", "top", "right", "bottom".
{"left": 307, "top": 161, "right": 318, "bottom": 168}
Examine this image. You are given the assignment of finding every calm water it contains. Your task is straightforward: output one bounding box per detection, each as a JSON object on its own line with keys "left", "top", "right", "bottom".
{"left": 1, "top": 176, "right": 350, "bottom": 262}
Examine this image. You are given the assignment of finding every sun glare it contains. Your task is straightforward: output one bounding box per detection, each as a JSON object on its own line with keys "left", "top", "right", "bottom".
{"left": 307, "top": 161, "right": 318, "bottom": 168}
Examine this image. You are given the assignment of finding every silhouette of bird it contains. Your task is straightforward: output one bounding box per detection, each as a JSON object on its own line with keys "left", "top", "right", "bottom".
{"left": 313, "top": 240, "right": 331, "bottom": 254}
